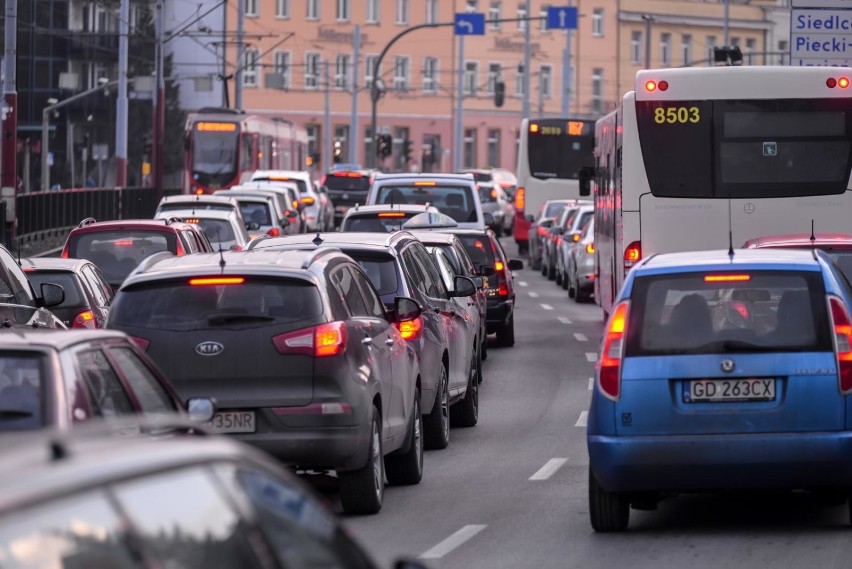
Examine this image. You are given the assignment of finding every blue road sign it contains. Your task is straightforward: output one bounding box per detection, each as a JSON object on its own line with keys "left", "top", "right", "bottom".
{"left": 454, "top": 13, "right": 486, "bottom": 35}
{"left": 547, "top": 6, "right": 578, "bottom": 30}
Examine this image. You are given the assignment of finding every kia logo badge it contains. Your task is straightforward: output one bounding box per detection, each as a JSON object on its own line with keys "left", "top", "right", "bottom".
{"left": 196, "top": 341, "right": 224, "bottom": 356}
{"left": 720, "top": 358, "right": 736, "bottom": 373}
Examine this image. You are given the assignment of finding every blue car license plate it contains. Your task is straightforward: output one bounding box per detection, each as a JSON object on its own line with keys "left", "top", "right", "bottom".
{"left": 684, "top": 378, "right": 776, "bottom": 403}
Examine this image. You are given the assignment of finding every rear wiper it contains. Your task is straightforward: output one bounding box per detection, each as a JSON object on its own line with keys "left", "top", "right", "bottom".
{"left": 207, "top": 314, "right": 275, "bottom": 326}
{"left": 0, "top": 410, "right": 34, "bottom": 419}
{"left": 719, "top": 340, "right": 778, "bottom": 353}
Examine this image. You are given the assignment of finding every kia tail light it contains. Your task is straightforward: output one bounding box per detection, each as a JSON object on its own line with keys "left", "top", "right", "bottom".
{"left": 829, "top": 296, "right": 852, "bottom": 394}
{"left": 598, "top": 301, "right": 629, "bottom": 401}
{"left": 273, "top": 322, "right": 347, "bottom": 357}
{"left": 72, "top": 310, "right": 96, "bottom": 329}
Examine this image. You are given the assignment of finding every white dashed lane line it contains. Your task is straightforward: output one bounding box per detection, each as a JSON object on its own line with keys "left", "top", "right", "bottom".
{"left": 573, "top": 333, "right": 587, "bottom": 342}
{"left": 588, "top": 377, "right": 594, "bottom": 390}
{"left": 419, "top": 525, "right": 488, "bottom": 560}
{"left": 529, "top": 458, "right": 569, "bottom": 481}
{"left": 585, "top": 352, "right": 598, "bottom": 363}
{"left": 529, "top": 292, "right": 540, "bottom": 298}
{"left": 558, "top": 316, "right": 573, "bottom": 325}
{"left": 576, "top": 411, "right": 589, "bottom": 427}
{"left": 518, "top": 281, "right": 528, "bottom": 287}
{"left": 540, "top": 304, "right": 554, "bottom": 311}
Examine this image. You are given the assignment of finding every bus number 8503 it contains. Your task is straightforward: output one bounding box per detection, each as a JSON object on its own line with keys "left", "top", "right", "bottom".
{"left": 654, "top": 106, "right": 701, "bottom": 125}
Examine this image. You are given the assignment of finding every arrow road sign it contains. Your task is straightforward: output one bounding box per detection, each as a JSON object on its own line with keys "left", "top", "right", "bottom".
{"left": 547, "top": 6, "right": 578, "bottom": 30}
{"left": 454, "top": 13, "right": 486, "bottom": 35}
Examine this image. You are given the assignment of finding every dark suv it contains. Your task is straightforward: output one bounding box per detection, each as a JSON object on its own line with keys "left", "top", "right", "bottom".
{"left": 107, "top": 248, "right": 423, "bottom": 514}
{"left": 248, "top": 231, "right": 481, "bottom": 450}
{"left": 320, "top": 168, "right": 376, "bottom": 226}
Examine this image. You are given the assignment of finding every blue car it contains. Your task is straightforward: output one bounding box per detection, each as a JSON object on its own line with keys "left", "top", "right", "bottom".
{"left": 587, "top": 248, "right": 852, "bottom": 531}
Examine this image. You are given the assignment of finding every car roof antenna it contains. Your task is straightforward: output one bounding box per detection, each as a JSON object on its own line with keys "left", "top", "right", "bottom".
{"left": 727, "top": 199, "right": 734, "bottom": 260}
{"left": 312, "top": 232, "right": 324, "bottom": 247}
{"left": 216, "top": 229, "right": 226, "bottom": 272}
{"left": 810, "top": 219, "right": 816, "bottom": 246}
{"left": 16, "top": 237, "right": 21, "bottom": 267}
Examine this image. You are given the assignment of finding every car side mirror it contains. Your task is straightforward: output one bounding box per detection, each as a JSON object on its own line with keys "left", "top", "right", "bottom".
{"left": 482, "top": 212, "right": 495, "bottom": 227}
{"left": 281, "top": 218, "right": 290, "bottom": 227}
{"left": 451, "top": 276, "right": 476, "bottom": 297}
{"left": 247, "top": 221, "right": 261, "bottom": 231}
{"left": 508, "top": 259, "right": 524, "bottom": 271}
{"left": 553, "top": 227, "right": 564, "bottom": 235}
{"left": 394, "top": 296, "right": 422, "bottom": 323}
{"left": 187, "top": 397, "right": 216, "bottom": 423}
{"left": 578, "top": 166, "right": 594, "bottom": 197}
{"left": 525, "top": 214, "right": 535, "bottom": 223}
{"left": 478, "top": 265, "right": 496, "bottom": 277}
{"left": 472, "top": 276, "right": 484, "bottom": 289}
{"left": 39, "top": 283, "right": 65, "bottom": 308}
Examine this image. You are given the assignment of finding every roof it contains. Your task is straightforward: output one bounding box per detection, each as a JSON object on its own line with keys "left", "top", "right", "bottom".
{"left": 159, "top": 195, "right": 238, "bottom": 206}
{"left": 637, "top": 248, "right": 822, "bottom": 274}
{"left": 251, "top": 232, "right": 414, "bottom": 253}
{"left": 251, "top": 170, "right": 311, "bottom": 182}
{"left": 346, "top": 204, "right": 438, "bottom": 217}
{"left": 0, "top": 328, "right": 130, "bottom": 350}
{"left": 743, "top": 233, "right": 852, "bottom": 249}
{"left": 69, "top": 219, "right": 195, "bottom": 233}
{"left": 406, "top": 230, "right": 459, "bottom": 246}
{"left": 20, "top": 257, "right": 92, "bottom": 272}
{"left": 155, "top": 209, "right": 236, "bottom": 221}
{"left": 374, "top": 173, "right": 475, "bottom": 183}
{"left": 214, "top": 189, "right": 276, "bottom": 202}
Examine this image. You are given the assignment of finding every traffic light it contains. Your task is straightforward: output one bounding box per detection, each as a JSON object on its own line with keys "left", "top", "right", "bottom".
{"left": 333, "top": 140, "right": 343, "bottom": 163}
{"left": 377, "top": 134, "right": 392, "bottom": 158}
{"left": 494, "top": 80, "right": 505, "bottom": 107}
{"left": 402, "top": 139, "right": 413, "bottom": 163}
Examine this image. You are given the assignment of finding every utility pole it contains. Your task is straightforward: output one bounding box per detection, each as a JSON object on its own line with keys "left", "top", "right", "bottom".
{"left": 453, "top": 35, "right": 465, "bottom": 170}
{"left": 561, "top": 28, "right": 572, "bottom": 116}
{"left": 349, "top": 25, "right": 361, "bottom": 165}
{"left": 235, "top": 0, "right": 245, "bottom": 109}
{"left": 153, "top": 1, "right": 165, "bottom": 198}
{"left": 523, "top": 12, "right": 532, "bottom": 119}
{"left": 115, "top": 0, "right": 129, "bottom": 187}
{"left": 2, "top": 0, "right": 18, "bottom": 195}
{"left": 324, "top": 60, "right": 331, "bottom": 174}
{"left": 642, "top": 15, "right": 654, "bottom": 69}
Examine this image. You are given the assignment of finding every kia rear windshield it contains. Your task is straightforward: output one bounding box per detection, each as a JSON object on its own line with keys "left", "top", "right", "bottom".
{"left": 626, "top": 271, "right": 832, "bottom": 356}
{"left": 71, "top": 231, "right": 175, "bottom": 286}
{"left": 374, "top": 185, "right": 477, "bottom": 223}
{"left": 0, "top": 352, "right": 44, "bottom": 430}
{"left": 109, "top": 278, "right": 323, "bottom": 331}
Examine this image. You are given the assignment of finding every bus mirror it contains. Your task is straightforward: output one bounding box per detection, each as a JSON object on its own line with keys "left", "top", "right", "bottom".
{"left": 578, "top": 166, "right": 594, "bottom": 197}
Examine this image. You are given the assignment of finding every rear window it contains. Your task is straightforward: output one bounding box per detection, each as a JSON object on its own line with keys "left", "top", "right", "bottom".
{"left": 477, "top": 186, "right": 497, "bottom": 203}
{"left": 374, "top": 185, "right": 477, "bottom": 223}
{"left": 543, "top": 202, "right": 566, "bottom": 219}
{"left": 238, "top": 202, "right": 272, "bottom": 226}
{"left": 109, "top": 278, "right": 323, "bottom": 331}
{"left": 457, "top": 235, "right": 496, "bottom": 271}
{"left": 324, "top": 175, "right": 371, "bottom": 192}
{"left": 626, "top": 271, "right": 832, "bottom": 356}
{"left": 158, "top": 202, "right": 235, "bottom": 213}
{"left": 71, "top": 231, "right": 176, "bottom": 286}
{"left": 0, "top": 352, "right": 44, "bottom": 430}
{"left": 25, "top": 272, "right": 85, "bottom": 308}
{"left": 342, "top": 214, "right": 414, "bottom": 233}
{"left": 468, "top": 172, "right": 492, "bottom": 183}
{"left": 187, "top": 218, "right": 237, "bottom": 248}
{"left": 343, "top": 253, "right": 400, "bottom": 296}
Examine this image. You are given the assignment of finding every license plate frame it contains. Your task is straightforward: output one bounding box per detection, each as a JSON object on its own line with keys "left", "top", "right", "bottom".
{"left": 684, "top": 378, "right": 776, "bottom": 403}
{"left": 205, "top": 411, "right": 256, "bottom": 433}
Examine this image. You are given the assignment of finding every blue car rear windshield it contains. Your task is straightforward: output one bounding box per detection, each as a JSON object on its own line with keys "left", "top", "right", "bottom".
{"left": 625, "top": 271, "right": 832, "bottom": 356}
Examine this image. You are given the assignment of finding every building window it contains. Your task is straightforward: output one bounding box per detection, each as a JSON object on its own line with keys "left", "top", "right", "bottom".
{"left": 591, "top": 68, "right": 603, "bottom": 114}
{"left": 731, "top": 37, "right": 741, "bottom": 48}
{"left": 242, "top": 48, "right": 259, "bottom": 87}
{"left": 487, "top": 129, "right": 501, "bottom": 167}
{"left": 464, "top": 61, "right": 479, "bottom": 95}
{"left": 660, "top": 33, "right": 671, "bottom": 66}
{"left": 706, "top": 35, "right": 717, "bottom": 63}
{"left": 465, "top": 0, "right": 478, "bottom": 11}
{"left": 335, "top": 54, "right": 351, "bottom": 90}
{"left": 426, "top": 0, "right": 439, "bottom": 23}
{"left": 365, "top": 55, "right": 379, "bottom": 88}
{"left": 423, "top": 57, "right": 438, "bottom": 93}
{"left": 778, "top": 39, "right": 788, "bottom": 64}
{"left": 517, "top": 3, "right": 527, "bottom": 31}
{"left": 393, "top": 126, "right": 410, "bottom": 171}
{"left": 539, "top": 5, "right": 550, "bottom": 31}
{"left": 307, "top": 0, "right": 319, "bottom": 20}
{"left": 682, "top": 34, "right": 692, "bottom": 66}
{"left": 487, "top": 62, "right": 501, "bottom": 94}
{"left": 305, "top": 52, "right": 321, "bottom": 89}
{"left": 306, "top": 125, "right": 319, "bottom": 160}
{"left": 397, "top": 0, "right": 409, "bottom": 23}
{"left": 540, "top": 65, "right": 552, "bottom": 98}
{"left": 273, "top": 51, "right": 291, "bottom": 89}
{"left": 515, "top": 63, "right": 525, "bottom": 97}
{"left": 489, "top": 2, "right": 501, "bottom": 29}
{"left": 393, "top": 56, "right": 410, "bottom": 90}
{"left": 245, "top": 0, "right": 258, "bottom": 17}
{"left": 276, "top": 0, "right": 289, "bottom": 18}
{"left": 592, "top": 8, "right": 604, "bottom": 37}
{"left": 463, "top": 128, "right": 477, "bottom": 169}
{"left": 336, "top": 0, "right": 350, "bottom": 21}
{"left": 367, "top": 0, "right": 380, "bottom": 22}
{"left": 631, "top": 31, "right": 642, "bottom": 65}
{"left": 746, "top": 38, "right": 757, "bottom": 64}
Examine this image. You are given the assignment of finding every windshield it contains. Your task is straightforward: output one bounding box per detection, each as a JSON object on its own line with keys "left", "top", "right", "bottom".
{"left": 0, "top": 353, "right": 43, "bottom": 430}
{"left": 636, "top": 99, "right": 852, "bottom": 198}
{"left": 343, "top": 253, "right": 400, "bottom": 296}
{"left": 324, "top": 175, "right": 371, "bottom": 192}
{"left": 158, "top": 202, "right": 236, "bottom": 214}
{"left": 71, "top": 231, "right": 176, "bottom": 287}
{"left": 543, "top": 202, "right": 567, "bottom": 219}
{"left": 626, "top": 271, "right": 832, "bottom": 356}
{"left": 478, "top": 186, "right": 498, "bottom": 203}
{"left": 189, "top": 218, "right": 237, "bottom": 248}
{"left": 238, "top": 202, "right": 272, "bottom": 227}
{"left": 110, "top": 278, "right": 323, "bottom": 331}
{"left": 375, "top": 185, "right": 477, "bottom": 223}
{"left": 342, "top": 214, "right": 417, "bottom": 233}
{"left": 192, "top": 124, "right": 239, "bottom": 188}
{"left": 527, "top": 119, "right": 595, "bottom": 180}
{"left": 456, "top": 235, "right": 495, "bottom": 270}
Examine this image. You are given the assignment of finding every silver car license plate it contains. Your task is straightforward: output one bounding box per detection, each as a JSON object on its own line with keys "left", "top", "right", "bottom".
{"left": 206, "top": 411, "right": 256, "bottom": 433}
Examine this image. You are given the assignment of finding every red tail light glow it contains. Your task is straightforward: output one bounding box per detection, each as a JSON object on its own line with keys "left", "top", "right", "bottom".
{"left": 829, "top": 296, "right": 852, "bottom": 394}
{"left": 537, "top": 226, "right": 548, "bottom": 237}
{"left": 728, "top": 301, "right": 751, "bottom": 321}
{"left": 624, "top": 241, "right": 641, "bottom": 271}
{"left": 333, "top": 172, "right": 363, "bottom": 178}
{"left": 396, "top": 316, "right": 423, "bottom": 341}
{"left": 515, "top": 187, "right": 525, "bottom": 211}
{"left": 61, "top": 247, "right": 69, "bottom": 259}
{"left": 273, "top": 322, "right": 348, "bottom": 357}
{"left": 113, "top": 240, "right": 133, "bottom": 247}
{"left": 267, "top": 227, "right": 280, "bottom": 237}
{"left": 498, "top": 283, "right": 509, "bottom": 296}
{"left": 72, "top": 310, "right": 96, "bottom": 329}
{"left": 176, "top": 240, "right": 186, "bottom": 256}
{"left": 704, "top": 274, "right": 751, "bottom": 283}
{"left": 598, "top": 301, "right": 629, "bottom": 401}
{"left": 189, "top": 277, "right": 245, "bottom": 286}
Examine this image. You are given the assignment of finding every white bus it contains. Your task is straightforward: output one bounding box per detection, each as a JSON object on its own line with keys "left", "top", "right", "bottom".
{"left": 514, "top": 117, "right": 595, "bottom": 254}
{"left": 591, "top": 66, "right": 852, "bottom": 316}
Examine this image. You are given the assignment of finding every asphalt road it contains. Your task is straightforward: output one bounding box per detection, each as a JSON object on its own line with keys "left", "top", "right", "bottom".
{"left": 341, "top": 237, "right": 852, "bottom": 569}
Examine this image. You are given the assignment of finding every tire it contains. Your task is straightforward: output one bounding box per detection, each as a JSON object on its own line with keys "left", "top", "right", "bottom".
{"left": 540, "top": 258, "right": 547, "bottom": 276}
{"left": 494, "top": 225, "right": 503, "bottom": 238}
{"left": 561, "top": 270, "right": 569, "bottom": 290}
{"left": 423, "top": 367, "right": 450, "bottom": 450}
{"left": 576, "top": 278, "right": 591, "bottom": 303}
{"left": 555, "top": 267, "right": 563, "bottom": 286}
{"left": 547, "top": 259, "right": 556, "bottom": 281}
{"left": 339, "top": 407, "right": 384, "bottom": 515}
{"left": 450, "top": 353, "right": 479, "bottom": 428}
{"left": 385, "top": 390, "right": 423, "bottom": 485}
{"left": 475, "top": 344, "right": 484, "bottom": 385}
{"left": 567, "top": 269, "right": 576, "bottom": 298}
{"left": 496, "top": 314, "right": 515, "bottom": 347}
{"left": 588, "top": 470, "right": 630, "bottom": 532}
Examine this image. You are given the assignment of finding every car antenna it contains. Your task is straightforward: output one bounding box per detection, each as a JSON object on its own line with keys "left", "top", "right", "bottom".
{"left": 216, "top": 229, "right": 226, "bottom": 272}
{"left": 727, "top": 198, "right": 734, "bottom": 260}
{"left": 312, "top": 232, "right": 324, "bottom": 246}
{"left": 810, "top": 219, "right": 816, "bottom": 247}
{"left": 16, "top": 237, "right": 21, "bottom": 267}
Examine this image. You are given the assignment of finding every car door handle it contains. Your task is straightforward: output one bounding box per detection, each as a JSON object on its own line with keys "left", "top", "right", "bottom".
{"left": 362, "top": 337, "right": 373, "bottom": 346}
{"left": 385, "top": 338, "right": 394, "bottom": 346}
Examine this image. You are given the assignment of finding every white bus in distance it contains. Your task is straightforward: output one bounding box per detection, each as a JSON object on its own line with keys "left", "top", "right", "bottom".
{"left": 589, "top": 66, "right": 852, "bottom": 317}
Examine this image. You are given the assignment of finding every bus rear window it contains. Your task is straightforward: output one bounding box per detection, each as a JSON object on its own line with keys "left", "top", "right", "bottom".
{"left": 528, "top": 119, "right": 594, "bottom": 180}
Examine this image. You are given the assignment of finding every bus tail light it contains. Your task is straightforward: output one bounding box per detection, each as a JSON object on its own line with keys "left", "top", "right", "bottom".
{"left": 624, "top": 241, "right": 641, "bottom": 272}
{"left": 828, "top": 296, "right": 852, "bottom": 394}
{"left": 515, "top": 187, "right": 525, "bottom": 212}
{"left": 598, "top": 301, "right": 630, "bottom": 401}
{"left": 644, "top": 81, "right": 657, "bottom": 92}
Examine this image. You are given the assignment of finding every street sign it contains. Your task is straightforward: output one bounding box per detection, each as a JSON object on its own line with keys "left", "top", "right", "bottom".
{"left": 547, "top": 6, "right": 578, "bottom": 30}
{"left": 92, "top": 144, "right": 109, "bottom": 161}
{"left": 454, "top": 13, "right": 486, "bottom": 36}
{"left": 793, "top": 0, "right": 852, "bottom": 7}
{"left": 790, "top": 8, "right": 852, "bottom": 66}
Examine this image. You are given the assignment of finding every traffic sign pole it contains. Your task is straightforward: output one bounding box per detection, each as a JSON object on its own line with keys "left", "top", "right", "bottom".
{"left": 454, "top": 35, "right": 465, "bottom": 170}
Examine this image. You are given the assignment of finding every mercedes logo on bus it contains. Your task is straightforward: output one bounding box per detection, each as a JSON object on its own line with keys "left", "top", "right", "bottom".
{"left": 196, "top": 341, "right": 224, "bottom": 356}
{"left": 720, "top": 358, "right": 736, "bottom": 373}
{"left": 744, "top": 202, "right": 756, "bottom": 215}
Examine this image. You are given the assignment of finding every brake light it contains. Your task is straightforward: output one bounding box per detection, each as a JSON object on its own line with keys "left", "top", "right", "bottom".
{"left": 378, "top": 212, "right": 407, "bottom": 218}
{"left": 301, "top": 196, "right": 315, "bottom": 206}
{"left": 624, "top": 241, "right": 641, "bottom": 270}
{"left": 130, "top": 336, "right": 150, "bottom": 351}
{"left": 395, "top": 316, "right": 423, "bottom": 341}
{"left": 728, "top": 301, "right": 751, "bottom": 321}
{"left": 598, "top": 301, "right": 629, "bottom": 401}
{"left": 334, "top": 172, "right": 362, "bottom": 178}
{"left": 268, "top": 175, "right": 291, "bottom": 181}
{"left": 585, "top": 242, "right": 595, "bottom": 254}
{"left": 273, "top": 322, "right": 348, "bottom": 357}
{"left": 498, "top": 283, "right": 509, "bottom": 296}
{"left": 704, "top": 274, "right": 751, "bottom": 283}
{"left": 495, "top": 261, "right": 504, "bottom": 271}
{"left": 414, "top": 181, "right": 437, "bottom": 186}
{"left": 189, "top": 277, "right": 245, "bottom": 286}
{"left": 829, "top": 296, "right": 852, "bottom": 394}
{"left": 113, "top": 240, "right": 133, "bottom": 247}
{"left": 267, "top": 227, "right": 280, "bottom": 236}
{"left": 72, "top": 310, "right": 96, "bottom": 329}
{"left": 537, "top": 226, "right": 548, "bottom": 237}
{"left": 61, "top": 247, "right": 69, "bottom": 259}
{"left": 176, "top": 240, "right": 186, "bottom": 256}
{"left": 515, "top": 187, "right": 525, "bottom": 211}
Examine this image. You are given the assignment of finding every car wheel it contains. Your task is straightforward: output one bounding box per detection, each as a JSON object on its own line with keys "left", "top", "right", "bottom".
{"left": 450, "top": 352, "right": 479, "bottom": 428}
{"left": 547, "top": 259, "right": 556, "bottom": 281}
{"left": 576, "top": 278, "right": 591, "bottom": 303}
{"left": 561, "top": 270, "right": 570, "bottom": 290}
{"left": 496, "top": 314, "right": 515, "bottom": 347}
{"left": 481, "top": 337, "right": 488, "bottom": 361}
{"left": 540, "top": 258, "right": 548, "bottom": 276}
{"left": 423, "top": 367, "right": 450, "bottom": 450}
{"left": 494, "top": 225, "right": 503, "bottom": 238}
{"left": 555, "top": 267, "right": 563, "bottom": 286}
{"left": 385, "top": 389, "right": 423, "bottom": 485}
{"left": 589, "top": 470, "right": 630, "bottom": 532}
{"left": 339, "top": 406, "right": 384, "bottom": 515}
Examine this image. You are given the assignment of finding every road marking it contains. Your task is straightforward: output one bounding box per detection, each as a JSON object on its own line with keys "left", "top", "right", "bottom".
{"left": 518, "top": 281, "right": 528, "bottom": 287}
{"left": 529, "top": 292, "right": 539, "bottom": 298}
{"left": 573, "top": 333, "right": 587, "bottom": 342}
{"left": 558, "top": 316, "right": 572, "bottom": 325}
{"left": 588, "top": 377, "right": 594, "bottom": 390}
{"left": 576, "top": 411, "right": 589, "bottom": 427}
{"left": 540, "top": 304, "right": 554, "bottom": 311}
{"left": 529, "top": 458, "right": 569, "bottom": 481}
{"left": 585, "top": 352, "right": 598, "bottom": 362}
{"left": 419, "top": 525, "right": 488, "bottom": 559}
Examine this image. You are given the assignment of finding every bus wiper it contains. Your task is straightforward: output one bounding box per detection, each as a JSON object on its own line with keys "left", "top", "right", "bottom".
{"left": 207, "top": 314, "right": 275, "bottom": 326}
